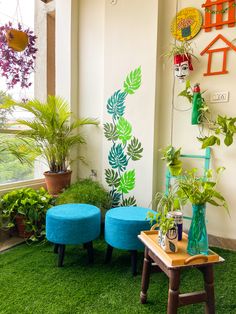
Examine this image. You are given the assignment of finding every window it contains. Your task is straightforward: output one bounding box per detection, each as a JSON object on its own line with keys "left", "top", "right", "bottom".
{"left": 0, "top": 0, "right": 47, "bottom": 186}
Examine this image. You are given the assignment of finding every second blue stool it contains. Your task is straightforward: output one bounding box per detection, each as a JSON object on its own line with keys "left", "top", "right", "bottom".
{"left": 104, "top": 206, "right": 155, "bottom": 275}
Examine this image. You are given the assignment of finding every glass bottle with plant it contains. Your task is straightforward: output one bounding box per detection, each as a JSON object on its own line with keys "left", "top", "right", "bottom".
{"left": 176, "top": 167, "right": 228, "bottom": 255}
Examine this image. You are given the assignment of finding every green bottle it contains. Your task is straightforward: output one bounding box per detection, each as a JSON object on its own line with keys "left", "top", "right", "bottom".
{"left": 191, "top": 83, "right": 202, "bottom": 125}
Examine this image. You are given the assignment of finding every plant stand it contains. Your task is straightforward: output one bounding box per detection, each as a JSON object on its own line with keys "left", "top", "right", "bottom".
{"left": 138, "top": 230, "right": 224, "bottom": 314}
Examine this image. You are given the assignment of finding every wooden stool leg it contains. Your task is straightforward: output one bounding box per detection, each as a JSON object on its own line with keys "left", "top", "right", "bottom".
{"left": 84, "top": 241, "right": 94, "bottom": 264}
{"left": 140, "top": 248, "right": 152, "bottom": 304}
{"left": 202, "top": 265, "right": 215, "bottom": 314}
{"left": 167, "top": 269, "right": 180, "bottom": 314}
{"left": 130, "top": 250, "right": 138, "bottom": 276}
{"left": 58, "top": 244, "right": 65, "bottom": 267}
{"left": 54, "top": 244, "right": 59, "bottom": 254}
{"left": 105, "top": 244, "right": 113, "bottom": 263}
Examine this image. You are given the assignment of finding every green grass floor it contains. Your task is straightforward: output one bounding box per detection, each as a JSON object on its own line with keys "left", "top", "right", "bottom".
{"left": 0, "top": 238, "right": 236, "bottom": 314}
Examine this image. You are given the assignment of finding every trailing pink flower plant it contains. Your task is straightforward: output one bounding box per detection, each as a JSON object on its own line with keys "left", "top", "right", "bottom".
{"left": 0, "top": 22, "right": 37, "bottom": 89}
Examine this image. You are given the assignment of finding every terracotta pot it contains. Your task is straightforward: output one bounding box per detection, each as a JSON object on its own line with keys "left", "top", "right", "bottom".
{"left": 44, "top": 170, "right": 72, "bottom": 196}
{"left": 6, "top": 29, "right": 29, "bottom": 52}
{"left": 15, "top": 215, "right": 33, "bottom": 238}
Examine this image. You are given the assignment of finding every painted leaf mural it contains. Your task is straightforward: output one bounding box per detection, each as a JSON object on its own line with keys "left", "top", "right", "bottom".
{"left": 104, "top": 123, "right": 118, "bottom": 141}
{"left": 118, "top": 170, "right": 135, "bottom": 194}
{"left": 105, "top": 169, "right": 120, "bottom": 187}
{"left": 124, "top": 66, "right": 141, "bottom": 95}
{"left": 104, "top": 66, "right": 143, "bottom": 207}
{"left": 107, "top": 90, "right": 127, "bottom": 120}
{"left": 116, "top": 117, "right": 132, "bottom": 145}
{"left": 127, "top": 137, "right": 143, "bottom": 161}
{"left": 108, "top": 144, "right": 128, "bottom": 171}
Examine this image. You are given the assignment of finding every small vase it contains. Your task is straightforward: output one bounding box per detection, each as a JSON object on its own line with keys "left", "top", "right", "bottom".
{"left": 187, "top": 204, "right": 208, "bottom": 256}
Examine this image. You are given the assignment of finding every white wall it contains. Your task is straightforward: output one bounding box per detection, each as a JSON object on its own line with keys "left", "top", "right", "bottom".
{"left": 156, "top": 0, "right": 236, "bottom": 239}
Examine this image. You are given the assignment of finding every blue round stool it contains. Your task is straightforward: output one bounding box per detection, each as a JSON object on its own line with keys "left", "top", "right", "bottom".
{"left": 46, "top": 204, "right": 101, "bottom": 266}
{"left": 104, "top": 206, "right": 155, "bottom": 275}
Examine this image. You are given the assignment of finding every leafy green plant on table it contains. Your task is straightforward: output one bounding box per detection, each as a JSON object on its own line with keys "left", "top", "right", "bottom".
{"left": 56, "top": 178, "right": 112, "bottom": 220}
{"left": 179, "top": 80, "right": 236, "bottom": 148}
{"left": 147, "top": 209, "right": 175, "bottom": 235}
{"left": 0, "top": 187, "right": 55, "bottom": 241}
{"left": 176, "top": 167, "right": 228, "bottom": 211}
{"left": 161, "top": 145, "right": 182, "bottom": 176}
{"left": 104, "top": 67, "right": 143, "bottom": 207}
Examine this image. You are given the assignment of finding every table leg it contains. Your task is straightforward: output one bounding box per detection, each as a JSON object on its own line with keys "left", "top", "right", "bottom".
{"left": 84, "top": 241, "right": 94, "bottom": 264}
{"left": 202, "top": 265, "right": 215, "bottom": 314}
{"left": 167, "top": 269, "right": 180, "bottom": 314}
{"left": 140, "top": 248, "right": 152, "bottom": 304}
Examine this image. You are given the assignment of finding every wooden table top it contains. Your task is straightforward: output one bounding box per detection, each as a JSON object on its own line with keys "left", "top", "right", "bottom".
{"left": 138, "top": 230, "right": 224, "bottom": 269}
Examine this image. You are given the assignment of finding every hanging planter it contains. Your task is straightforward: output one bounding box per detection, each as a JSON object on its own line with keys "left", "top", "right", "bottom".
{"left": 0, "top": 22, "right": 37, "bottom": 89}
{"left": 6, "top": 28, "right": 29, "bottom": 52}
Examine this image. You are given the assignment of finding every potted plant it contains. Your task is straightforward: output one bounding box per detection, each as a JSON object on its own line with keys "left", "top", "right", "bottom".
{"left": 0, "top": 22, "right": 37, "bottom": 89}
{"left": 56, "top": 178, "right": 112, "bottom": 221}
{"left": 164, "top": 41, "right": 197, "bottom": 83}
{"left": 147, "top": 210, "right": 178, "bottom": 253}
{"left": 176, "top": 167, "right": 228, "bottom": 255}
{"left": 0, "top": 187, "right": 55, "bottom": 241}
{"left": 161, "top": 145, "right": 182, "bottom": 176}
{"left": 1, "top": 95, "right": 99, "bottom": 195}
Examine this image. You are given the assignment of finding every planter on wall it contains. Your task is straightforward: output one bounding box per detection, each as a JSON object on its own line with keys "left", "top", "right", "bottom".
{"left": 44, "top": 170, "right": 72, "bottom": 196}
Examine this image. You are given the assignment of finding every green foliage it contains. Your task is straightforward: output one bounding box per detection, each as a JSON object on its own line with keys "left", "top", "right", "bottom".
{"left": 56, "top": 179, "right": 112, "bottom": 219}
{"left": 147, "top": 210, "right": 174, "bottom": 235}
{"left": 176, "top": 168, "right": 228, "bottom": 213}
{"left": 163, "top": 41, "right": 197, "bottom": 59}
{"left": 124, "top": 66, "right": 141, "bottom": 94}
{"left": 103, "top": 123, "right": 118, "bottom": 141}
{"left": 107, "top": 90, "right": 126, "bottom": 120}
{"left": 198, "top": 115, "right": 236, "bottom": 148}
{"left": 116, "top": 117, "right": 132, "bottom": 145}
{"left": 152, "top": 190, "right": 181, "bottom": 214}
{"left": 178, "top": 80, "right": 193, "bottom": 103}
{"left": 0, "top": 187, "right": 55, "bottom": 241}
{"left": 110, "top": 189, "right": 122, "bottom": 207}
{"left": 117, "top": 170, "right": 135, "bottom": 194}
{"left": 161, "top": 145, "right": 182, "bottom": 176}
{"left": 127, "top": 137, "right": 143, "bottom": 161}
{"left": 1, "top": 95, "right": 98, "bottom": 173}
{"left": 108, "top": 144, "right": 128, "bottom": 171}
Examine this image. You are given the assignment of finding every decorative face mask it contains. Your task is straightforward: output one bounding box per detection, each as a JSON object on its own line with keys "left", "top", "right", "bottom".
{"left": 174, "top": 54, "right": 193, "bottom": 83}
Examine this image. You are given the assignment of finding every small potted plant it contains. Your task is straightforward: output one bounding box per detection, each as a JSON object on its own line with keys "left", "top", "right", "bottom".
{"left": 161, "top": 145, "right": 182, "bottom": 176}
{"left": 148, "top": 210, "right": 178, "bottom": 253}
{"left": 176, "top": 167, "right": 228, "bottom": 256}
{"left": 1, "top": 95, "right": 99, "bottom": 195}
{"left": 0, "top": 187, "right": 55, "bottom": 241}
{"left": 0, "top": 22, "right": 37, "bottom": 89}
{"left": 164, "top": 41, "right": 197, "bottom": 83}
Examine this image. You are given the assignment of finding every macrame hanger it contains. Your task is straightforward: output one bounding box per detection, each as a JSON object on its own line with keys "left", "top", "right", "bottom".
{"left": 14, "top": 0, "right": 23, "bottom": 26}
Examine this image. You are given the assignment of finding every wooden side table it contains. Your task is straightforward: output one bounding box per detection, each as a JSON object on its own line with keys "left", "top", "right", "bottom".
{"left": 138, "top": 231, "right": 224, "bottom": 314}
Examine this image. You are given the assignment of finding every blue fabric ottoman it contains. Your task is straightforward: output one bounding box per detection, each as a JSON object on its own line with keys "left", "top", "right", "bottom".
{"left": 104, "top": 206, "right": 155, "bottom": 275}
{"left": 46, "top": 204, "right": 101, "bottom": 266}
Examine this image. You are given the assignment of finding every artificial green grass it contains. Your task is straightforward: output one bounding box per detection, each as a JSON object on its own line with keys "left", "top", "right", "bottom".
{"left": 0, "top": 239, "right": 235, "bottom": 314}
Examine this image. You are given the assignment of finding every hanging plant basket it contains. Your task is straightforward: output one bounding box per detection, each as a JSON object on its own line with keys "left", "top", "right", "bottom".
{"left": 0, "top": 22, "right": 37, "bottom": 89}
{"left": 6, "top": 28, "right": 29, "bottom": 52}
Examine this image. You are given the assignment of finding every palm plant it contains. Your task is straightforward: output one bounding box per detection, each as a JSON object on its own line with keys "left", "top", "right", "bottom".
{"left": 3, "top": 95, "right": 98, "bottom": 172}
{"left": 1, "top": 95, "right": 98, "bottom": 194}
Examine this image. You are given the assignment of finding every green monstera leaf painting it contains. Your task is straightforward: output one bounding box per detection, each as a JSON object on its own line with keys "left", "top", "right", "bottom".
{"left": 104, "top": 67, "right": 143, "bottom": 207}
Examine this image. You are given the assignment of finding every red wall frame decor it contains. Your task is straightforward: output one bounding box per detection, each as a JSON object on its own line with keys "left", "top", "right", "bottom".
{"left": 202, "top": 0, "right": 236, "bottom": 32}
{"left": 200, "top": 34, "right": 236, "bottom": 76}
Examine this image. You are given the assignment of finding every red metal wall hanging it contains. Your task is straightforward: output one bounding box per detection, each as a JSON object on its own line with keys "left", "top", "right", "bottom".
{"left": 202, "top": 0, "right": 236, "bottom": 32}
{"left": 200, "top": 34, "right": 236, "bottom": 76}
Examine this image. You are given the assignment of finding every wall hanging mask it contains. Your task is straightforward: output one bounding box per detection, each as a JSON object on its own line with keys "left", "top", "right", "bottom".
{"left": 174, "top": 54, "right": 193, "bottom": 83}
